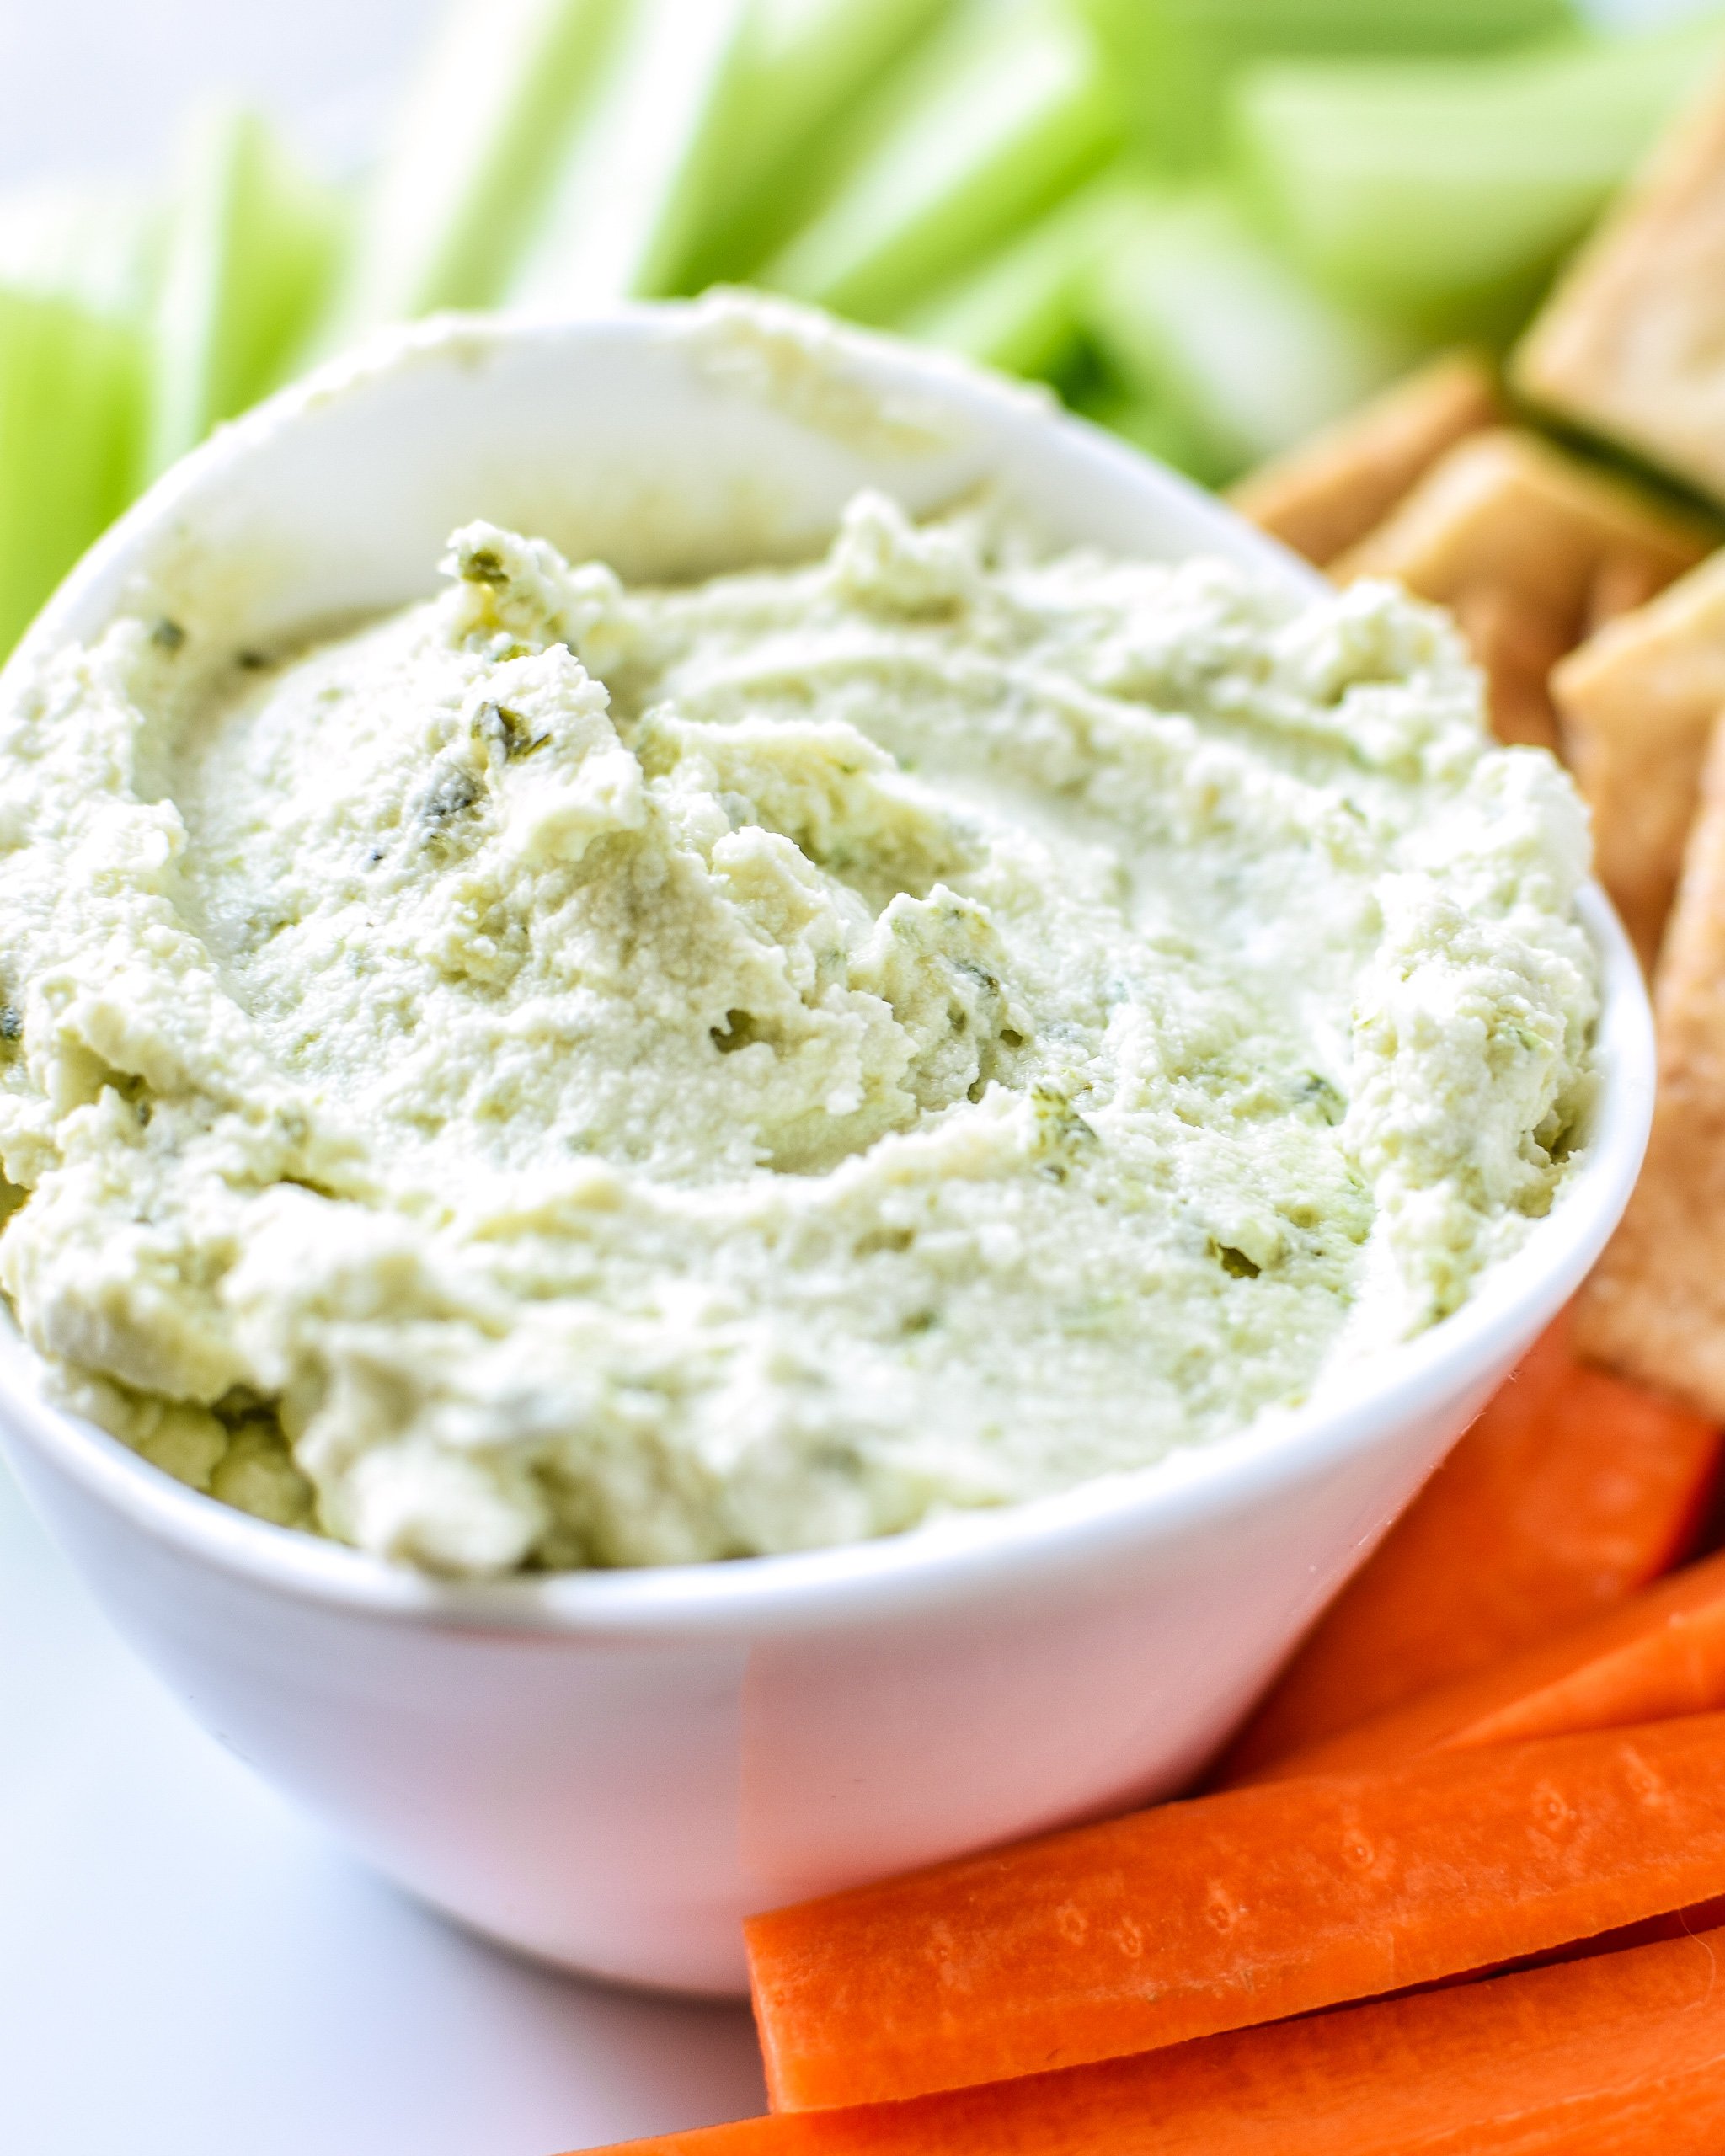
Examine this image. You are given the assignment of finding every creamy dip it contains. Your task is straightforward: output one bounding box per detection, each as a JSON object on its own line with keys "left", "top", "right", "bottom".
{"left": 0, "top": 492, "right": 1597, "bottom": 1574}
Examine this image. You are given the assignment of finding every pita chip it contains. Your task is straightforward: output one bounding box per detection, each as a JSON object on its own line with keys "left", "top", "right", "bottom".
{"left": 1576, "top": 712, "right": 1725, "bottom": 1418}
{"left": 1336, "top": 429, "right": 1709, "bottom": 750}
{"left": 1515, "top": 64, "right": 1725, "bottom": 504}
{"left": 1553, "top": 548, "right": 1725, "bottom": 969}
{"left": 1227, "top": 350, "right": 1499, "bottom": 568}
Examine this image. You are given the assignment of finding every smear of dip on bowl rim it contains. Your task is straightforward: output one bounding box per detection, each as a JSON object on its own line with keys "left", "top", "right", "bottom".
{"left": 0, "top": 487, "right": 1596, "bottom": 1577}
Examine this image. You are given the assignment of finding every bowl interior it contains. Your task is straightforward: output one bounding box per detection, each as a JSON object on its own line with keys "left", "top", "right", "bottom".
{"left": 0, "top": 297, "right": 1656, "bottom": 1634}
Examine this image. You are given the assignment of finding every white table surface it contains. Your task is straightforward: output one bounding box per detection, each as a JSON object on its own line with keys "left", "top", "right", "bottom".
{"left": 0, "top": 1455, "right": 766, "bottom": 2156}
{"left": 0, "top": 0, "right": 1697, "bottom": 2149}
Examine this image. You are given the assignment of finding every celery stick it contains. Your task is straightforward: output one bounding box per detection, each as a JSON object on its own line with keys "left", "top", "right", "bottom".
{"left": 1079, "top": 0, "right": 1580, "bottom": 170}
{"left": 327, "top": 0, "right": 624, "bottom": 339}
{"left": 761, "top": 2, "right": 1123, "bottom": 325}
{"left": 510, "top": 0, "right": 756, "bottom": 307}
{"left": 147, "top": 104, "right": 345, "bottom": 480}
{"left": 681, "top": 0, "right": 959, "bottom": 289}
{"left": 0, "top": 186, "right": 148, "bottom": 655}
{"left": 1081, "top": 189, "right": 1418, "bottom": 483}
{"left": 0, "top": 293, "right": 141, "bottom": 653}
{"left": 895, "top": 179, "right": 1133, "bottom": 381}
{"left": 1236, "top": 17, "right": 1725, "bottom": 329}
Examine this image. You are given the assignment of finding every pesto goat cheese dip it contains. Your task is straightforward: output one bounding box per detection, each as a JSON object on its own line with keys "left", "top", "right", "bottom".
{"left": 0, "top": 491, "right": 1598, "bottom": 1576}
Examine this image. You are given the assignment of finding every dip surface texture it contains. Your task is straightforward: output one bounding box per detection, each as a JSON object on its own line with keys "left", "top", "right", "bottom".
{"left": 0, "top": 494, "right": 1597, "bottom": 1573}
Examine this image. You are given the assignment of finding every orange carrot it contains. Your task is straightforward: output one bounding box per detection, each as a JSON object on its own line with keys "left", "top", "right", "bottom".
{"left": 746, "top": 1714, "right": 1725, "bottom": 2111}
{"left": 589, "top": 1926, "right": 1725, "bottom": 2155}
{"left": 1217, "top": 1307, "right": 1722, "bottom": 1782}
{"left": 1455, "top": 1892, "right": 1725, "bottom": 1988}
{"left": 1231, "top": 1544, "right": 1725, "bottom": 1788}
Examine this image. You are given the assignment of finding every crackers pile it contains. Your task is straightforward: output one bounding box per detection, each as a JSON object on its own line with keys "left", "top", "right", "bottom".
{"left": 1231, "top": 70, "right": 1725, "bottom": 1422}
{"left": 1231, "top": 360, "right": 1712, "bottom": 762}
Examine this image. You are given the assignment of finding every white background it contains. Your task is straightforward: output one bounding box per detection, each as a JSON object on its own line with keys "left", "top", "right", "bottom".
{"left": 0, "top": 0, "right": 1700, "bottom": 2152}
{"left": 0, "top": 0, "right": 442, "bottom": 190}
{"left": 0, "top": 1469, "right": 765, "bottom": 2156}
{"left": 0, "top": 0, "right": 1696, "bottom": 192}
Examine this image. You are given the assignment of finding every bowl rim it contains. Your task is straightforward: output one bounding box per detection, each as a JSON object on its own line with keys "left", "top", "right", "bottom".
{"left": 0, "top": 302, "right": 1658, "bottom": 1642}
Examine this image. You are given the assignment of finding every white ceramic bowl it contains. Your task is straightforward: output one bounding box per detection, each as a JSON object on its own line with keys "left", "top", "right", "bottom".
{"left": 0, "top": 298, "right": 1653, "bottom": 1997}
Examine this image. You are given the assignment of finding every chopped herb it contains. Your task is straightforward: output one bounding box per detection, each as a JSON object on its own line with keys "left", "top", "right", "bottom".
{"left": 1300, "top": 1072, "right": 1346, "bottom": 1125}
{"left": 461, "top": 547, "right": 510, "bottom": 587}
{"left": 236, "top": 648, "right": 271, "bottom": 670}
{"left": 902, "top": 1308, "right": 940, "bottom": 1336}
{"left": 152, "top": 617, "right": 187, "bottom": 654}
{"left": 480, "top": 701, "right": 549, "bottom": 760}
{"left": 857, "top": 1225, "right": 915, "bottom": 1257}
{"left": 0, "top": 1004, "right": 20, "bottom": 1042}
{"left": 1212, "top": 1241, "right": 1262, "bottom": 1280}
{"left": 419, "top": 765, "right": 483, "bottom": 824}
{"left": 280, "top": 1171, "right": 340, "bottom": 1200}
{"left": 712, "top": 1008, "right": 767, "bottom": 1054}
{"left": 1032, "top": 1082, "right": 1098, "bottom": 1180}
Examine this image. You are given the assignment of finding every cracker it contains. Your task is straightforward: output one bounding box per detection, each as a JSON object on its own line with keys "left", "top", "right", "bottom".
{"left": 1515, "top": 66, "right": 1725, "bottom": 504}
{"left": 1575, "top": 712, "right": 1725, "bottom": 1419}
{"left": 1335, "top": 429, "right": 1709, "bottom": 750}
{"left": 1552, "top": 549, "right": 1725, "bottom": 969}
{"left": 1447, "top": 583, "right": 1574, "bottom": 756}
{"left": 1226, "top": 350, "right": 1499, "bottom": 567}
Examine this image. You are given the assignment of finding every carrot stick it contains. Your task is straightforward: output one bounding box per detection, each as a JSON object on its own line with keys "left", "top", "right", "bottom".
{"left": 1231, "top": 1544, "right": 1725, "bottom": 1788}
{"left": 746, "top": 1713, "right": 1725, "bottom": 2111}
{"left": 1453, "top": 1891, "right": 1725, "bottom": 1988}
{"left": 588, "top": 1925, "right": 1725, "bottom": 2155}
{"left": 1216, "top": 1307, "right": 1722, "bottom": 1782}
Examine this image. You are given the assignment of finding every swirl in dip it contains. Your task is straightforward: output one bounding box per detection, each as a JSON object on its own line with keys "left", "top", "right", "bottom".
{"left": 0, "top": 491, "right": 1596, "bottom": 1574}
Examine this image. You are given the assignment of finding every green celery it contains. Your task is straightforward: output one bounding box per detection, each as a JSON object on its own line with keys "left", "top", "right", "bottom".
{"left": 0, "top": 185, "right": 149, "bottom": 654}
{"left": 510, "top": 0, "right": 756, "bottom": 307}
{"left": 1081, "top": 189, "right": 1417, "bottom": 483}
{"left": 895, "top": 179, "right": 1134, "bottom": 381}
{"left": 681, "top": 0, "right": 959, "bottom": 289}
{"left": 325, "top": 0, "right": 625, "bottom": 337}
{"left": 761, "top": 1, "right": 1123, "bottom": 325}
{"left": 1235, "top": 16, "right": 1725, "bottom": 330}
{"left": 147, "top": 104, "right": 345, "bottom": 479}
{"left": 1078, "top": 0, "right": 1580, "bottom": 170}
